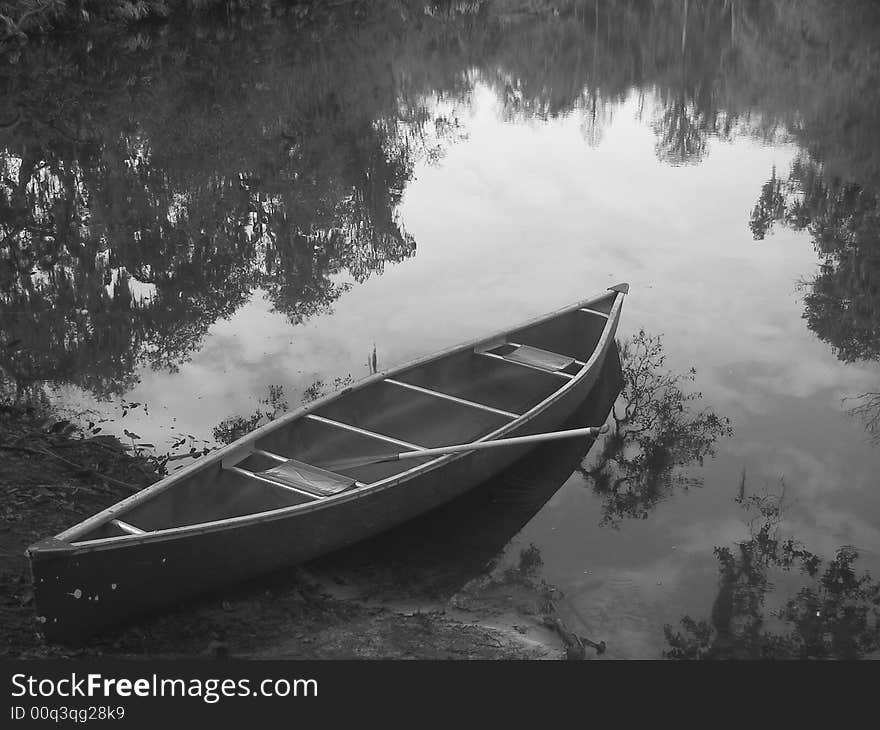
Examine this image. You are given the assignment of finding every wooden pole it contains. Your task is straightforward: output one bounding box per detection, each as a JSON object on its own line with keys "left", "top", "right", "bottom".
{"left": 321, "top": 425, "right": 610, "bottom": 471}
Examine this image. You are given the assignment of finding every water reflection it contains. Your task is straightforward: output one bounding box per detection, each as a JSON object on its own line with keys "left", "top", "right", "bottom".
{"left": 579, "top": 329, "right": 732, "bottom": 527}
{"left": 664, "top": 483, "right": 880, "bottom": 660}
{"left": 2, "top": 0, "right": 879, "bottom": 403}
{"left": 0, "top": 9, "right": 433, "bottom": 399}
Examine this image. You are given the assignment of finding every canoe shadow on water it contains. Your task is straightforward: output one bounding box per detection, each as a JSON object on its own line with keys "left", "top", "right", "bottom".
{"left": 304, "top": 343, "right": 624, "bottom": 602}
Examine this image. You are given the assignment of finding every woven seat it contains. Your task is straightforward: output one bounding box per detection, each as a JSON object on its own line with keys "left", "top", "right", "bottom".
{"left": 257, "top": 459, "right": 356, "bottom": 497}
{"left": 505, "top": 344, "right": 575, "bottom": 371}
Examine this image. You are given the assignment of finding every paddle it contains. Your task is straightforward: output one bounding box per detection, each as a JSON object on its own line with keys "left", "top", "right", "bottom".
{"left": 319, "top": 424, "right": 610, "bottom": 472}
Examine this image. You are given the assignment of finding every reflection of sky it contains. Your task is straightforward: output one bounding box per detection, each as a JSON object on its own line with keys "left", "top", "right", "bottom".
{"left": 52, "top": 86, "right": 880, "bottom": 656}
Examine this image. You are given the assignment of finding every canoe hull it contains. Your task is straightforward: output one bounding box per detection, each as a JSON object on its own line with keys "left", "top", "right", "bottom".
{"left": 31, "top": 351, "right": 608, "bottom": 641}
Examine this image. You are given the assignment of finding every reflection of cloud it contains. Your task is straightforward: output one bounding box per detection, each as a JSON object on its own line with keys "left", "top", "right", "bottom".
{"left": 732, "top": 440, "right": 875, "bottom": 498}
{"left": 721, "top": 439, "right": 880, "bottom": 562}
{"left": 555, "top": 550, "right": 726, "bottom": 660}
{"left": 789, "top": 506, "right": 880, "bottom": 562}
{"left": 753, "top": 448, "right": 846, "bottom": 498}
{"left": 742, "top": 354, "right": 878, "bottom": 403}
{"left": 139, "top": 288, "right": 371, "bottom": 435}
{"left": 682, "top": 315, "right": 877, "bottom": 411}
{"left": 674, "top": 518, "right": 751, "bottom": 557}
{"left": 49, "top": 286, "right": 377, "bottom": 452}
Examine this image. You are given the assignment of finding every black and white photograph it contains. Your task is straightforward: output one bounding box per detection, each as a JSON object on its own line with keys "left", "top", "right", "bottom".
{"left": 1, "top": 0, "right": 879, "bottom": 706}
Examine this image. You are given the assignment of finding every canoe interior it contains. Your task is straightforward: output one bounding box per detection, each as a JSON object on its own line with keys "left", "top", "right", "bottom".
{"left": 507, "top": 305, "right": 608, "bottom": 360}
{"left": 67, "top": 294, "right": 617, "bottom": 543}
{"left": 312, "top": 380, "right": 513, "bottom": 447}
{"left": 81, "top": 474, "right": 308, "bottom": 538}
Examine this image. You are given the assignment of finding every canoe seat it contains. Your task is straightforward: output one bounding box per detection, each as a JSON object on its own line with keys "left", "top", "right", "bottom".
{"left": 256, "top": 459, "right": 357, "bottom": 497}
{"left": 476, "top": 341, "right": 577, "bottom": 374}
{"left": 504, "top": 344, "right": 575, "bottom": 371}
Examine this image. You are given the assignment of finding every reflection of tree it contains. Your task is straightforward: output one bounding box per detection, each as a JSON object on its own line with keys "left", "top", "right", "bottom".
{"left": 751, "top": 157, "right": 880, "bottom": 364}
{"left": 212, "top": 384, "right": 289, "bottom": 446}
{"left": 482, "top": 0, "right": 748, "bottom": 162}
{"left": 578, "top": 330, "right": 732, "bottom": 526}
{"left": 749, "top": 155, "right": 880, "bottom": 443}
{"left": 846, "top": 392, "right": 880, "bottom": 446}
{"left": 466, "top": 0, "right": 880, "bottom": 174}
{"left": 0, "top": 8, "right": 444, "bottom": 400}
{"left": 748, "top": 167, "right": 786, "bottom": 241}
{"left": 211, "top": 376, "right": 355, "bottom": 446}
{"left": 445, "top": 0, "right": 880, "bottom": 177}
{"left": 652, "top": 97, "right": 709, "bottom": 166}
{"left": 664, "top": 485, "right": 880, "bottom": 659}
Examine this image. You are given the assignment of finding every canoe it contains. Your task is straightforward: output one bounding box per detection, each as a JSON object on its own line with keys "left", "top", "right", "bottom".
{"left": 28, "top": 283, "right": 629, "bottom": 641}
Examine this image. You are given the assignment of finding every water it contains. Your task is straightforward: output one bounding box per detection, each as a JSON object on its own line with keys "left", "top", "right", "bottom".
{"left": 2, "top": 1, "right": 880, "bottom": 657}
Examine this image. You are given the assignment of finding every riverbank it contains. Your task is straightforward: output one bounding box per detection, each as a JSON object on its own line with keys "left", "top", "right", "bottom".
{"left": 0, "top": 407, "right": 596, "bottom": 660}
{"left": 0, "top": 404, "right": 160, "bottom": 657}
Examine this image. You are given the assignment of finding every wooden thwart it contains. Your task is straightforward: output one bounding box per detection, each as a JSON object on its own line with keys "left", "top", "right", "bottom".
{"left": 253, "top": 448, "right": 288, "bottom": 463}
{"left": 110, "top": 519, "right": 145, "bottom": 535}
{"left": 305, "top": 414, "right": 427, "bottom": 451}
{"left": 579, "top": 307, "right": 609, "bottom": 319}
{"left": 385, "top": 378, "right": 519, "bottom": 419}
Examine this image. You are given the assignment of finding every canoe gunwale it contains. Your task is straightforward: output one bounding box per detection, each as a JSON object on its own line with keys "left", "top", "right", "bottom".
{"left": 36, "top": 285, "right": 627, "bottom": 556}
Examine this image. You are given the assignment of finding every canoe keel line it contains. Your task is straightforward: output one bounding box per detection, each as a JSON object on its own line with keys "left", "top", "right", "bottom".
{"left": 28, "top": 284, "right": 629, "bottom": 641}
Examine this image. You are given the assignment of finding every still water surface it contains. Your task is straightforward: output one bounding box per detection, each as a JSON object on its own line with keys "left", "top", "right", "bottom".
{"left": 3, "top": 1, "right": 880, "bottom": 657}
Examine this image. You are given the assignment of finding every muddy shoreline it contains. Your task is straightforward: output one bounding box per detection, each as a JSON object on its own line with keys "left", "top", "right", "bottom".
{"left": 1, "top": 408, "right": 594, "bottom": 660}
